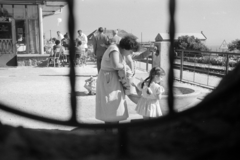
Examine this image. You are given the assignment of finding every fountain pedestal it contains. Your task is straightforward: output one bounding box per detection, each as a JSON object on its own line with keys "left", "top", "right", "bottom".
{"left": 151, "top": 41, "right": 201, "bottom": 114}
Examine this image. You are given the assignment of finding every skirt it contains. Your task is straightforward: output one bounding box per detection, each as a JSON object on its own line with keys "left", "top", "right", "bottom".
{"left": 95, "top": 69, "right": 129, "bottom": 122}
{"left": 135, "top": 97, "right": 162, "bottom": 117}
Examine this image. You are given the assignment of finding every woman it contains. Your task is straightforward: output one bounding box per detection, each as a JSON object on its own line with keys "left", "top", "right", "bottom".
{"left": 95, "top": 35, "right": 140, "bottom": 123}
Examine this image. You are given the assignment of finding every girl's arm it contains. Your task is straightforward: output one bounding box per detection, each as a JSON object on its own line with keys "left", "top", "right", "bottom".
{"left": 109, "top": 51, "right": 125, "bottom": 70}
{"left": 131, "top": 82, "right": 142, "bottom": 96}
{"left": 156, "top": 86, "right": 164, "bottom": 100}
{"left": 156, "top": 93, "right": 162, "bottom": 100}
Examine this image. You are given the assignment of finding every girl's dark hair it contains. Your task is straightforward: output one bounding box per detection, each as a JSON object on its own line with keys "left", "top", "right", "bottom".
{"left": 119, "top": 35, "right": 140, "bottom": 52}
{"left": 141, "top": 67, "right": 166, "bottom": 90}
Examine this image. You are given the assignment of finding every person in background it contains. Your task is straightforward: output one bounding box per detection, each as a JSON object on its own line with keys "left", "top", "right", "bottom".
{"left": 49, "top": 40, "right": 66, "bottom": 67}
{"left": 56, "top": 31, "right": 64, "bottom": 41}
{"left": 92, "top": 27, "right": 109, "bottom": 73}
{"left": 76, "top": 30, "right": 88, "bottom": 52}
{"left": 110, "top": 29, "right": 121, "bottom": 45}
{"left": 61, "top": 33, "right": 70, "bottom": 50}
{"left": 75, "top": 41, "right": 86, "bottom": 67}
{"left": 45, "top": 39, "right": 54, "bottom": 55}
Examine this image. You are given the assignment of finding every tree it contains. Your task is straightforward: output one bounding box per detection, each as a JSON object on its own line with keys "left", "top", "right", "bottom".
{"left": 228, "top": 39, "right": 240, "bottom": 51}
{"left": 174, "top": 35, "right": 209, "bottom": 51}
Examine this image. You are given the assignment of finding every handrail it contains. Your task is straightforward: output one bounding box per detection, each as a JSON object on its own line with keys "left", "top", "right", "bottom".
{"left": 176, "top": 49, "right": 240, "bottom": 56}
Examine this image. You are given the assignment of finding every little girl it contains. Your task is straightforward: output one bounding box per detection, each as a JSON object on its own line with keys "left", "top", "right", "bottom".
{"left": 133, "top": 67, "right": 165, "bottom": 119}
{"left": 84, "top": 76, "right": 97, "bottom": 95}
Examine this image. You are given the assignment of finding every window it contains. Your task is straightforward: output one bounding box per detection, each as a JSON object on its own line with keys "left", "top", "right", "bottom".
{"left": 2, "top": 5, "right": 13, "bottom": 17}
{"left": 27, "top": 5, "right": 38, "bottom": 19}
{"left": 28, "top": 19, "right": 40, "bottom": 54}
{"left": 14, "top": 5, "right": 25, "bottom": 19}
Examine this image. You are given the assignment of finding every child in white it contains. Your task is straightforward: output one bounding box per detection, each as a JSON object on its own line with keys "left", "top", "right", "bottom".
{"left": 134, "top": 67, "right": 165, "bottom": 119}
{"left": 84, "top": 76, "right": 97, "bottom": 95}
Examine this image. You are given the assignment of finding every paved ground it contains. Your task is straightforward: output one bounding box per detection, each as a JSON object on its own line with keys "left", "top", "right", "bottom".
{"left": 0, "top": 64, "right": 211, "bottom": 131}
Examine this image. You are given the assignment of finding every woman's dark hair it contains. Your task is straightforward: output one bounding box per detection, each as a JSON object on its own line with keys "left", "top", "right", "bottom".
{"left": 141, "top": 67, "right": 166, "bottom": 93}
{"left": 119, "top": 35, "right": 140, "bottom": 52}
{"left": 98, "top": 27, "right": 103, "bottom": 33}
{"left": 55, "top": 40, "right": 60, "bottom": 45}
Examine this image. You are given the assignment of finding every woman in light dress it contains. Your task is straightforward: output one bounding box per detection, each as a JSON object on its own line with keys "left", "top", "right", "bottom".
{"left": 95, "top": 35, "right": 140, "bottom": 123}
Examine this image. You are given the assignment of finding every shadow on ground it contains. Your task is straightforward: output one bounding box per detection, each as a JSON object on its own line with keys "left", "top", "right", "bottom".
{"left": 74, "top": 91, "right": 95, "bottom": 97}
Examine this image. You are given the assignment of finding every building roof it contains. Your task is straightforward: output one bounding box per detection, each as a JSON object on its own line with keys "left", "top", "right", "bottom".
{"left": 87, "top": 28, "right": 138, "bottom": 45}
{"left": 0, "top": 0, "right": 67, "bottom": 17}
{"left": 88, "top": 29, "right": 138, "bottom": 40}
{"left": 155, "top": 31, "right": 207, "bottom": 41}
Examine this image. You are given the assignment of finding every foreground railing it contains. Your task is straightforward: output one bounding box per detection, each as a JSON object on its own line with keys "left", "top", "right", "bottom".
{"left": 0, "top": 0, "right": 196, "bottom": 156}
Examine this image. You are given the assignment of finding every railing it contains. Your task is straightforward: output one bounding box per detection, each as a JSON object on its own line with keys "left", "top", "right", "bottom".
{"left": 134, "top": 49, "right": 240, "bottom": 89}
{"left": 0, "top": 39, "right": 13, "bottom": 54}
{"left": 175, "top": 49, "right": 240, "bottom": 89}
{"left": 0, "top": 0, "right": 205, "bottom": 156}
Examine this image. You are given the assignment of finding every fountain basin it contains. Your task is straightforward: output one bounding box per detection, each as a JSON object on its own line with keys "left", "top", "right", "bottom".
{"left": 160, "top": 86, "right": 201, "bottom": 115}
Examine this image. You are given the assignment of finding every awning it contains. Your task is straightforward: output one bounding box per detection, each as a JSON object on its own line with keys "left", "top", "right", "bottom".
{"left": 0, "top": 0, "right": 67, "bottom": 17}
{"left": 42, "top": 1, "right": 67, "bottom": 17}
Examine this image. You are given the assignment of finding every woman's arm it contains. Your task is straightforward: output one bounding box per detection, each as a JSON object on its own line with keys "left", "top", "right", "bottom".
{"left": 125, "top": 54, "right": 134, "bottom": 71}
{"left": 132, "top": 46, "right": 157, "bottom": 60}
{"left": 109, "top": 51, "right": 125, "bottom": 70}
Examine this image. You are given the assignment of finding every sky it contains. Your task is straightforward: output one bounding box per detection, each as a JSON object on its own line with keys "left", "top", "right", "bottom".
{"left": 43, "top": 0, "right": 240, "bottom": 49}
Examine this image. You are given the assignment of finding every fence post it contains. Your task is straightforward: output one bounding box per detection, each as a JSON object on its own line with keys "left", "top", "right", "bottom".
{"left": 225, "top": 54, "right": 229, "bottom": 75}
{"left": 180, "top": 51, "right": 184, "bottom": 81}
{"left": 146, "top": 55, "right": 149, "bottom": 71}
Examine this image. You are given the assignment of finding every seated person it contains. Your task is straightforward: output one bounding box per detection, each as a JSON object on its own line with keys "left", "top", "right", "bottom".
{"left": 45, "top": 40, "right": 54, "bottom": 54}
{"left": 84, "top": 76, "right": 97, "bottom": 95}
{"left": 61, "top": 34, "right": 70, "bottom": 50}
{"left": 49, "top": 40, "right": 66, "bottom": 66}
{"left": 75, "top": 41, "right": 86, "bottom": 66}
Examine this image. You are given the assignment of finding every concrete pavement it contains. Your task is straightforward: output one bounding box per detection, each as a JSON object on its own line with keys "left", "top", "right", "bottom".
{"left": 0, "top": 64, "right": 210, "bottom": 131}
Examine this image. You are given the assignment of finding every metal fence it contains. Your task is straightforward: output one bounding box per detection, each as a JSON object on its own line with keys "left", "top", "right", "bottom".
{"left": 134, "top": 49, "right": 240, "bottom": 89}
{"left": 174, "top": 49, "right": 240, "bottom": 89}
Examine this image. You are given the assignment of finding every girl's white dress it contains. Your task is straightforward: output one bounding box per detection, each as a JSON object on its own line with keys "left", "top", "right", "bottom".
{"left": 135, "top": 81, "right": 164, "bottom": 117}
